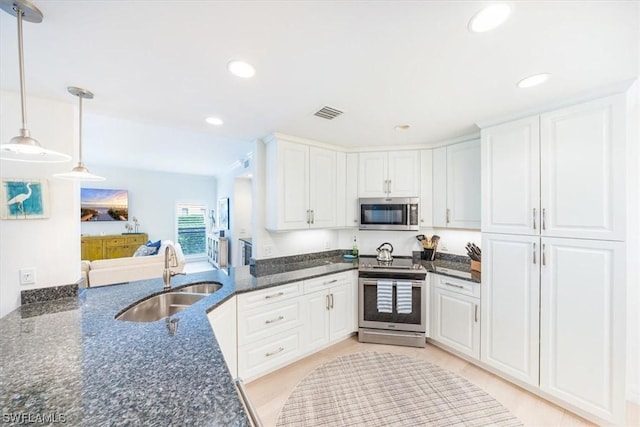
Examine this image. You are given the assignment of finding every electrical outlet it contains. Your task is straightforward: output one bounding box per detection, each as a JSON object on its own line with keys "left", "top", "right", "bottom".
{"left": 263, "top": 245, "right": 273, "bottom": 257}
{"left": 20, "top": 268, "right": 36, "bottom": 285}
{"left": 438, "top": 241, "right": 448, "bottom": 252}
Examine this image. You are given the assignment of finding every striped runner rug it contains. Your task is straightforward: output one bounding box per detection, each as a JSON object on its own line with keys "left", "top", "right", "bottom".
{"left": 276, "top": 351, "right": 522, "bottom": 427}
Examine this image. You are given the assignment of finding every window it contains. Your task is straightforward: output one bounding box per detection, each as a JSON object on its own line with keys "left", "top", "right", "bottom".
{"left": 176, "top": 203, "right": 207, "bottom": 256}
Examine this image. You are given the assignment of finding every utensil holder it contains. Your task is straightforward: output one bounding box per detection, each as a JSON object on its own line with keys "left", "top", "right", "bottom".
{"left": 421, "top": 248, "right": 436, "bottom": 261}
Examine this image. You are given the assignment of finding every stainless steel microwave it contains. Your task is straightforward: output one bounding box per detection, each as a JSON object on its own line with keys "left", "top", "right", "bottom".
{"left": 358, "top": 197, "right": 419, "bottom": 231}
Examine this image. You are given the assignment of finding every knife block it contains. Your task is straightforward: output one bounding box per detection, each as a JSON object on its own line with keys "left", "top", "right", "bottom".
{"left": 471, "top": 260, "right": 481, "bottom": 272}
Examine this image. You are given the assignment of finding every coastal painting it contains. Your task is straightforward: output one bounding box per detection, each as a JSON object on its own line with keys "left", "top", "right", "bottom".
{"left": 1, "top": 179, "right": 49, "bottom": 220}
{"left": 81, "top": 188, "right": 128, "bottom": 222}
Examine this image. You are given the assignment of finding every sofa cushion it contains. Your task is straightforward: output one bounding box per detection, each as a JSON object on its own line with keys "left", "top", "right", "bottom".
{"left": 133, "top": 245, "right": 156, "bottom": 257}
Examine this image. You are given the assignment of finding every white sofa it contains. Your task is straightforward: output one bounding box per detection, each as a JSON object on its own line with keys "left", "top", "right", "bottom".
{"left": 82, "top": 241, "right": 186, "bottom": 287}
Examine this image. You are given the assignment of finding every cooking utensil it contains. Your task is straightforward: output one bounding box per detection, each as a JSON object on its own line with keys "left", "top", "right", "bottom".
{"left": 376, "top": 242, "right": 394, "bottom": 262}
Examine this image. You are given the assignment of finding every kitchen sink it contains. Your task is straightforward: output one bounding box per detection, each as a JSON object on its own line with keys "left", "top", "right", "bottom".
{"left": 116, "top": 292, "right": 205, "bottom": 322}
{"left": 175, "top": 282, "right": 222, "bottom": 294}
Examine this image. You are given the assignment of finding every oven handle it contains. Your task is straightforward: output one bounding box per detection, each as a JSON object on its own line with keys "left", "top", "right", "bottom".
{"left": 360, "top": 280, "right": 424, "bottom": 287}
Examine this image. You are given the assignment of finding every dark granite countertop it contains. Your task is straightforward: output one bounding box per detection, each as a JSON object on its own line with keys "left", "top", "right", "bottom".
{"left": 0, "top": 254, "right": 473, "bottom": 425}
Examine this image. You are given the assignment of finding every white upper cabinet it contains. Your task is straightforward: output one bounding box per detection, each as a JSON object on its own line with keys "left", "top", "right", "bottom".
{"left": 540, "top": 95, "right": 626, "bottom": 241}
{"left": 481, "top": 116, "right": 540, "bottom": 235}
{"left": 419, "top": 150, "right": 433, "bottom": 228}
{"left": 344, "top": 153, "right": 359, "bottom": 227}
{"left": 358, "top": 151, "right": 419, "bottom": 198}
{"left": 266, "top": 136, "right": 340, "bottom": 231}
{"left": 481, "top": 94, "right": 625, "bottom": 241}
{"left": 433, "top": 139, "right": 481, "bottom": 229}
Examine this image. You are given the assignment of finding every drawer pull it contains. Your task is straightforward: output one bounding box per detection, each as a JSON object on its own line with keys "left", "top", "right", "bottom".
{"left": 324, "top": 279, "right": 338, "bottom": 285}
{"left": 444, "top": 282, "right": 464, "bottom": 289}
{"left": 265, "top": 347, "right": 284, "bottom": 357}
{"left": 264, "top": 291, "right": 284, "bottom": 299}
{"left": 265, "top": 316, "right": 284, "bottom": 324}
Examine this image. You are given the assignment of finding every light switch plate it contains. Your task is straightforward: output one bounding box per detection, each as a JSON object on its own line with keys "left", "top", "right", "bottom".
{"left": 20, "top": 268, "right": 36, "bottom": 285}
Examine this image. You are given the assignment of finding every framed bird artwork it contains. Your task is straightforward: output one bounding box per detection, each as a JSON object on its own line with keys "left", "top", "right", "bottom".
{"left": 1, "top": 179, "right": 49, "bottom": 220}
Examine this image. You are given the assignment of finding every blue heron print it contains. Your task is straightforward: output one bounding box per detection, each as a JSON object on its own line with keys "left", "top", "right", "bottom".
{"left": 3, "top": 180, "right": 47, "bottom": 219}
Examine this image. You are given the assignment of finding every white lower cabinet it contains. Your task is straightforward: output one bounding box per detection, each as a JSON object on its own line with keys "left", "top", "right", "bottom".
{"left": 481, "top": 234, "right": 626, "bottom": 425}
{"left": 303, "top": 271, "right": 355, "bottom": 353}
{"left": 539, "top": 237, "right": 626, "bottom": 424}
{"left": 481, "top": 233, "right": 540, "bottom": 386}
{"left": 237, "top": 327, "right": 304, "bottom": 381}
{"left": 431, "top": 274, "right": 480, "bottom": 359}
{"left": 207, "top": 296, "right": 238, "bottom": 378}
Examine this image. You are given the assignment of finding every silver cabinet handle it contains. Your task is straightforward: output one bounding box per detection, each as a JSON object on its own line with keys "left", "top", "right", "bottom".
{"left": 533, "top": 208, "right": 537, "bottom": 230}
{"left": 265, "top": 347, "right": 284, "bottom": 357}
{"left": 533, "top": 242, "right": 537, "bottom": 264}
{"left": 542, "top": 243, "right": 546, "bottom": 266}
{"left": 324, "top": 279, "right": 338, "bottom": 285}
{"left": 326, "top": 294, "right": 330, "bottom": 310}
{"left": 306, "top": 209, "right": 310, "bottom": 224}
{"left": 387, "top": 180, "right": 391, "bottom": 195}
{"left": 311, "top": 209, "right": 314, "bottom": 224}
{"left": 542, "top": 208, "right": 546, "bottom": 230}
{"left": 265, "top": 291, "right": 284, "bottom": 299}
{"left": 446, "top": 208, "right": 450, "bottom": 224}
{"left": 330, "top": 293, "right": 334, "bottom": 309}
{"left": 444, "top": 282, "right": 464, "bottom": 289}
{"left": 265, "top": 315, "right": 284, "bottom": 324}
{"left": 474, "top": 304, "right": 478, "bottom": 322}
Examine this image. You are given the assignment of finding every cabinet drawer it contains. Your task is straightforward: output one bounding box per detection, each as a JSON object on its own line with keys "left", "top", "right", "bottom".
{"left": 433, "top": 274, "right": 479, "bottom": 298}
{"left": 238, "top": 327, "right": 302, "bottom": 381}
{"left": 237, "top": 282, "right": 303, "bottom": 310}
{"left": 128, "top": 235, "right": 146, "bottom": 245}
{"left": 238, "top": 298, "right": 303, "bottom": 346}
{"left": 303, "top": 271, "right": 352, "bottom": 295}
{"left": 105, "top": 238, "right": 125, "bottom": 247}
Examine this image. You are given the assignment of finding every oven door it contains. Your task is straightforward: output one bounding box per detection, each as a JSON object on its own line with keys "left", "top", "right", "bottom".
{"left": 358, "top": 278, "right": 425, "bottom": 332}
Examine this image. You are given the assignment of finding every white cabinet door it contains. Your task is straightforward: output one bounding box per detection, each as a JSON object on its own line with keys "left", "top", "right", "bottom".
{"left": 539, "top": 237, "right": 625, "bottom": 425}
{"left": 358, "top": 152, "right": 387, "bottom": 197}
{"left": 345, "top": 153, "right": 359, "bottom": 227}
{"left": 432, "top": 286, "right": 480, "bottom": 359}
{"left": 309, "top": 146, "right": 337, "bottom": 228}
{"left": 419, "top": 150, "right": 433, "bottom": 228}
{"left": 387, "top": 150, "right": 420, "bottom": 197}
{"left": 447, "top": 139, "right": 481, "bottom": 229}
{"left": 432, "top": 147, "right": 447, "bottom": 227}
{"left": 540, "top": 94, "right": 626, "bottom": 241}
{"left": 267, "top": 139, "right": 309, "bottom": 230}
{"left": 482, "top": 116, "right": 540, "bottom": 235}
{"left": 304, "top": 291, "right": 331, "bottom": 353}
{"left": 329, "top": 282, "right": 352, "bottom": 341}
{"left": 481, "top": 234, "right": 540, "bottom": 386}
{"left": 207, "top": 296, "right": 238, "bottom": 378}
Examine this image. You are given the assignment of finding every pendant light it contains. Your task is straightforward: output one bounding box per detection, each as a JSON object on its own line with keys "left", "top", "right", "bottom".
{"left": 54, "top": 87, "right": 105, "bottom": 181}
{"left": 0, "top": 0, "right": 71, "bottom": 163}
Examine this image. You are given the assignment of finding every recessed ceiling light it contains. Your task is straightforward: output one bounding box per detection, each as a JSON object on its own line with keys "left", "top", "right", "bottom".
{"left": 468, "top": 3, "right": 511, "bottom": 33}
{"left": 517, "top": 73, "right": 551, "bottom": 88}
{"left": 205, "top": 117, "right": 224, "bottom": 126}
{"left": 394, "top": 125, "right": 411, "bottom": 131}
{"left": 227, "top": 60, "right": 255, "bottom": 78}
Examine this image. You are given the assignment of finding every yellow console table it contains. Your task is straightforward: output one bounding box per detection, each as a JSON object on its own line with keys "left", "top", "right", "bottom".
{"left": 81, "top": 233, "right": 148, "bottom": 261}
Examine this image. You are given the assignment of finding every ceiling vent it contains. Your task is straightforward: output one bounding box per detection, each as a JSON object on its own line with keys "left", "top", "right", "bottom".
{"left": 314, "top": 106, "right": 343, "bottom": 120}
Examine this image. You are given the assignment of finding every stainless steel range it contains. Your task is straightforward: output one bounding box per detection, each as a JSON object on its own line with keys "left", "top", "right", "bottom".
{"left": 358, "top": 256, "right": 427, "bottom": 348}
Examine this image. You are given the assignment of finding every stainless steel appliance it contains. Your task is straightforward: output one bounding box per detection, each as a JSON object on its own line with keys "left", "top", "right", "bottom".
{"left": 358, "top": 197, "right": 419, "bottom": 231}
{"left": 358, "top": 255, "right": 427, "bottom": 347}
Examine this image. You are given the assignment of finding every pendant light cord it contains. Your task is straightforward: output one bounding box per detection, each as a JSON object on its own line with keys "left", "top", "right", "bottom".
{"left": 16, "top": 6, "right": 28, "bottom": 131}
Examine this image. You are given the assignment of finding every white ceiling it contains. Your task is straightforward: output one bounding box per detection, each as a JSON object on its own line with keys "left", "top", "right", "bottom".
{"left": 0, "top": 1, "right": 638, "bottom": 176}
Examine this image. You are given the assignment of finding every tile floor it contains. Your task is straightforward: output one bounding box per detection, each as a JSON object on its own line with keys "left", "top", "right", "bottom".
{"left": 245, "top": 336, "right": 640, "bottom": 427}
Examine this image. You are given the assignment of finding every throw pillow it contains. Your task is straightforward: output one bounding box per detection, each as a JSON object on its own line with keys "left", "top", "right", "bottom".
{"left": 145, "top": 240, "right": 161, "bottom": 255}
{"left": 133, "top": 245, "right": 156, "bottom": 257}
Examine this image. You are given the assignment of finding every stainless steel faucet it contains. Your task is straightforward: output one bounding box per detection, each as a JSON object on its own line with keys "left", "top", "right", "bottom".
{"left": 163, "top": 244, "right": 185, "bottom": 290}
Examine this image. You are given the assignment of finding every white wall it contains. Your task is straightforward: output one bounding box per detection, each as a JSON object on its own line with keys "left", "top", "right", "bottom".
{"left": 80, "top": 164, "right": 217, "bottom": 249}
{"left": 0, "top": 91, "right": 78, "bottom": 318}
